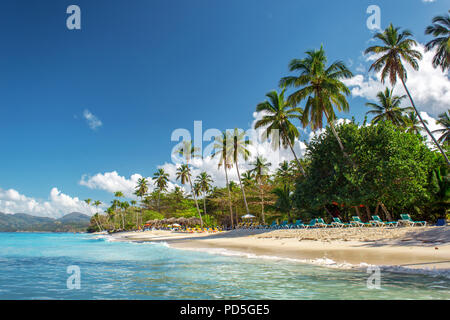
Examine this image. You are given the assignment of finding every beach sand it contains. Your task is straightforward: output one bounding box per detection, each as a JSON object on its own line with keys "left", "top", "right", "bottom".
{"left": 111, "top": 227, "right": 450, "bottom": 271}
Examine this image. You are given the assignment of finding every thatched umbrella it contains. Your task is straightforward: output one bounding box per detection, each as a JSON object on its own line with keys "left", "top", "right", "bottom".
{"left": 177, "top": 217, "right": 188, "bottom": 225}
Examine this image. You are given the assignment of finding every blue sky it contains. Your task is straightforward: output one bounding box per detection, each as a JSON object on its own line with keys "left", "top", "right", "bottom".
{"left": 0, "top": 0, "right": 448, "bottom": 216}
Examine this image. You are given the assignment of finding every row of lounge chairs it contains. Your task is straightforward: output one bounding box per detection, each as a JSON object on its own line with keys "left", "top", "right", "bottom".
{"left": 251, "top": 214, "right": 426, "bottom": 230}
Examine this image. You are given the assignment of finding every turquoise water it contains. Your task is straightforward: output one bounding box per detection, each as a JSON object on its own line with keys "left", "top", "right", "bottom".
{"left": 0, "top": 232, "right": 449, "bottom": 300}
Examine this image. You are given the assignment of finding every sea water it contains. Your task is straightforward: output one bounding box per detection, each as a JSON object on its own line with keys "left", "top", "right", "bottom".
{"left": 0, "top": 232, "right": 448, "bottom": 300}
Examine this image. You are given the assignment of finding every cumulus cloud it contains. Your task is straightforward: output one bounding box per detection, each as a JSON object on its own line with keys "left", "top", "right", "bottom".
{"left": 0, "top": 187, "right": 96, "bottom": 218}
{"left": 344, "top": 44, "right": 450, "bottom": 117}
{"left": 83, "top": 109, "right": 103, "bottom": 130}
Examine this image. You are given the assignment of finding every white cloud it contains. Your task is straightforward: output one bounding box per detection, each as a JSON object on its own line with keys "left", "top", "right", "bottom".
{"left": 83, "top": 109, "right": 103, "bottom": 130}
{"left": 0, "top": 187, "right": 95, "bottom": 218}
{"left": 344, "top": 44, "right": 450, "bottom": 117}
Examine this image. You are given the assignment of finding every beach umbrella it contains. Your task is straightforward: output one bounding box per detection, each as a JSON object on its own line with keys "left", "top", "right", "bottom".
{"left": 242, "top": 214, "right": 256, "bottom": 219}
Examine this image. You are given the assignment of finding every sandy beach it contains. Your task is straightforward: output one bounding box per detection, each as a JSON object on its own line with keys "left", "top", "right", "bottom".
{"left": 110, "top": 226, "right": 450, "bottom": 272}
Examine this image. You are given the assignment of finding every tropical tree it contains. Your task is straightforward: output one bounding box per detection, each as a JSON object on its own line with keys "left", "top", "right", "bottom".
{"left": 114, "top": 191, "right": 125, "bottom": 229}
{"left": 230, "top": 128, "right": 252, "bottom": 216}
{"left": 176, "top": 164, "right": 203, "bottom": 227}
{"left": 84, "top": 198, "right": 101, "bottom": 231}
{"left": 255, "top": 89, "right": 306, "bottom": 176}
{"left": 195, "top": 172, "right": 213, "bottom": 215}
{"left": 280, "top": 46, "right": 355, "bottom": 166}
{"left": 365, "top": 23, "right": 449, "bottom": 164}
{"left": 403, "top": 111, "right": 427, "bottom": 135}
{"left": 212, "top": 131, "right": 235, "bottom": 227}
{"left": 152, "top": 169, "right": 169, "bottom": 212}
{"left": 250, "top": 156, "right": 272, "bottom": 223}
{"left": 93, "top": 200, "right": 103, "bottom": 231}
{"left": 433, "top": 110, "right": 450, "bottom": 145}
{"left": 365, "top": 88, "right": 411, "bottom": 126}
{"left": 425, "top": 10, "right": 450, "bottom": 71}
{"left": 275, "top": 161, "right": 295, "bottom": 188}
{"left": 175, "top": 140, "right": 203, "bottom": 225}
{"left": 241, "top": 171, "right": 255, "bottom": 188}
{"left": 134, "top": 178, "right": 149, "bottom": 229}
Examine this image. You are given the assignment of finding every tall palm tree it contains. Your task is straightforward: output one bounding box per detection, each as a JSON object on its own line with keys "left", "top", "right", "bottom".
{"left": 85, "top": 198, "right": 100, "bottom": 231}
{"left": 403, "top": 111, "right": 427, "bottom": 135}
{"left": 152, "top": 169, "right": 169, "bottom": 212}
{"left": 175, "top": 140, "right": 203, "bottom": 224}
{"left": 195, "top": 172, "right": 213, "bottom": 216}
{"left": 241, "top": 170, "right": 255, "bottom": 188}
{"left": 176, "top": 164, "right": 203, "bottom": 227}
{"left": 280, "top": 46, "right": 355, "bottom": 166}
{"left": 250, "top": 156, "right": 272, "bottom": 223}
{"left": 433, "top": 110, "right": 450, "bottom": 145}
{"left": 134, "top": 178, "right": 149, "bottom": 229}
{"left": 365, "top": 23, "right": 449, "bottom": 164}
{"left": 230, "top": 128, "right": 252, "bottom": 217}
{"left": 425, "top": 10, "right": 450, "bottom": 71}
{"left": 365, "top": 87, "right": 411, "bottom": 126}
{"left": 113, "top": 191, "right": 125, "bottom": 229}
{"left": 120, "top": 201, "right": 130, "bottom": 229}
{"left": 255, "top": 89, "right": 307, "bottom": 176}
{"left": 212, "top": 131, "right": 235, "bottom": 228}
{"left": 93, "top": 200, "right": 103, "bottom": 231}
{"left": 275, "top": 161, "right": 295, "bottom": 187}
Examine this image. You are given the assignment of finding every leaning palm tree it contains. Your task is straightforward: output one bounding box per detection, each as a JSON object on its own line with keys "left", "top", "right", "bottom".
{"left": 134, "top": 178, "right": 149, "bottom": 229}
{"left": 280, "top": 46, "right": 355, "bottom": 166}
{"left": 195, "top": 172, "right": 213, "bottom": 216}
{"left": 120, "top": 201, "right": 130, "bottom": 229}
{"left": 365, "top": 87, "right": 411, "bottom": 126}
{"left": 175, "top": 140, "right": 203, "bottom": 224}
{"left": 212, "top": 131, "right": 235, "bottom": 228}
{"left": 84, "top": 198, "right": 100, "bottom": 231}
{"left": 425, "top": 10, "right": 450, "bottom": 72}
{"left": 93, "top": 200, "right": 103, "bottom": 231}
{"left": 365, "top": 23, "right": 449, "bottom": 164}
{"left": 255, "top": 89, "right": 307, "bottom": 176}
{"left": 403, "top": 111, "right": 427, "bottom": 135}
{"left": 433, "top": 110, "right": 450, "bottom": 145}
{"left": 114, "top": 191, "right": 125, "bottom": 229}
{"left": 152, "top": 169, "right": 169, "bottom": 212}
{"left": 249, "top": 156, "right": 271, "bottom": 224}
{"left": 230, "top": 128, "right": 252, "bottom": 216}
{"left": 176, "top": 164, "right": 203, "bottom": 227}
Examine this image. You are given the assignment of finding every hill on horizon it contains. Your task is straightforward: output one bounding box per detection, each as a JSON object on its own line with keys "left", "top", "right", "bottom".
{"left": 0, "top": 212, "right": 91, "bottom": 232}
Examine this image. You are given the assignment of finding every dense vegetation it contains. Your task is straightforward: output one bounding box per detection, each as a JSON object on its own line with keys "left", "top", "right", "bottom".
{"left": 88, "top": 13, "right": 450, "bottom": 232}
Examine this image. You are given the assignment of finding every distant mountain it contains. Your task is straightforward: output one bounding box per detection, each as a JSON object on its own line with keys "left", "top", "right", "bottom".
{"left": 0, "top": 212, "right": 91, "bottom": 232}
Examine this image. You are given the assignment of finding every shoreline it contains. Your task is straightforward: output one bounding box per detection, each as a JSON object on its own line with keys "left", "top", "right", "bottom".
{"left": 109, "top": 227, "right": 450, "bottom": 274}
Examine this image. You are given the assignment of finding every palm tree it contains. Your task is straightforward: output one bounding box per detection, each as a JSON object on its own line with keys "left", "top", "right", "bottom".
{"left": 195, "top": 172, "right": 213, "bottom": 216}
{"left": 255, "top": 89, "right": 307, "bottom": 176}
{"left": 275, "top": 161, "right": 295, "bottom": 187}
{"left": 175, "top": 140, "right": 203, "bottom": 225}
{"left": 152, "top": 169, "right": 169, "bottom": 212}
{"left": 365, "top": 24, "right": 449, "bottom": 164}
{"left": 403, "top": 111, "right": 427, "bottom": 135}
{"left": 176, "top": 164, "right": 203, "bottom": 227}
{"left": 114, "top": 191, "right": 125, "bottom": 229}
{"left": 120, "top": 201, "right": 130, "bottom": 229}
{"left": 230, "top": 128, "right": 252, "bottom": 217}
{"left": 280, "top": 46, "right": 355, "bottom": 166}
{"left": 425, "top": 11, "right": 450, "bottom": 71}
{"left": 93, "top": 200, "right": 103, "bottom": 231}
{"left": 85, "top": 198, "right": 100, "bottom": 231}
{"left": 212, "top": 131, "right": 235, "bottom": 228}
{"left": 241, "top": 170, "right": 255, "bottom": 188}
{"left": 134, "top": 178, "right": 149, "bottom": 229}
{"left": 365, "top": 87, "right": 411, "bottom": 126}
{"left": 250, "top": 156, "right": 272, "bottom": 223}
{"left": 433, "top": 110, "right": 450, "bottom": 145}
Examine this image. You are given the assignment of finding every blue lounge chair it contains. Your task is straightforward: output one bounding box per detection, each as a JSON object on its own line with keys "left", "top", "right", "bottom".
{"left": 331, "top": 217, "right": 352, "bottom": 228}
{"left": 305, "top": 219, "right": 318, "bottom": 229}
{"left": 370, "top": 215, "right": 398, "bottom": 227}
{"left": 316, "top": 218, "right": 332, "bottom": 228}
{"left": 289, "top": 220, "right": 305, "bottom": 229}
{"left": 267, "top": 221, "right": 278, "bottom": 229}
{"left": 400, "top": 214, "right": 426, "bottom": 227}
{"left": 279, "top": 220, "right": 289, "bottom": 229}
{"left": 436, "top": 219, "right": 447, "bottom": 227}
{"left": 351, "top": 216, "right": 372, "bottom": 227}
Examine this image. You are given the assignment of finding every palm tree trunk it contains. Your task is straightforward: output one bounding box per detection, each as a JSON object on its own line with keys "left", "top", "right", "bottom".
{"left": 324, "top": 110, "right": 357, "bottom": 169}
{"left": 260, "top": 184, "right": 265, "bottom": 224}
{"left": 224, "top": 164, "right": 234, "bottom": 228}
{"left": 235, "top": 160, "right": 250, "bottom": 215}
{"left": 203, "top": 195, "right": 207, "bottom": 216}
{"left": 400, "top": 78, "right": 450, "bottom": 165}
{"left": 157, "top": 192, "right": 161, "bottom": 212}
{"left": 188, "top": 176, "right": 203, "bottom": 228}
{"left": 282, "top": 127, "right": 307, "bottom": 176}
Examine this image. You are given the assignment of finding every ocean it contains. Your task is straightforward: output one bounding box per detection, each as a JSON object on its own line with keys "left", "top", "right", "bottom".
{"left": 0, "top": 232, "right": 448, "bottom": 299}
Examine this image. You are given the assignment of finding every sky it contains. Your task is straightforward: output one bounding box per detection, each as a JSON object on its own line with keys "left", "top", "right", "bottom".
{"left": 0, "top": 0, "right": 449, "bottom": 217}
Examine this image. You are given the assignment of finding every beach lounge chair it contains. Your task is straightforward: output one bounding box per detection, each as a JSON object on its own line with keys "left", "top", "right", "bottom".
{"left": 436, "top": 219, "right": 447, "bottom": 227}
{"left": 400, "top": 214, "right": 427, "bottom": 227}
{"left": 265, "top": 221, "right": 278, "bottom": 229}
{"left": 370, "top": 215, "right": 399, "bottom": 227}
{"left": 331, "top": 217, "right": 351, "bottom": 228}
{"left": 305, "top": 219, "right": 318, "bottom": 229}
{"left": 351, "top": 216, "right": 372, "bottom": 227}
{"left": 279, "top": 220, "right": 289, "bottom": 229}
{"left": 290, "top": 220, "right": 305, "bottom": 229}
{"left": 316, "top": 218, "right": 332, "bottom": 228}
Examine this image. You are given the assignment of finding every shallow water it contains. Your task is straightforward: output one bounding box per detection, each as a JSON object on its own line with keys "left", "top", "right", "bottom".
{"left": 0, "top": 233, "right": 448, "bottom": 299}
